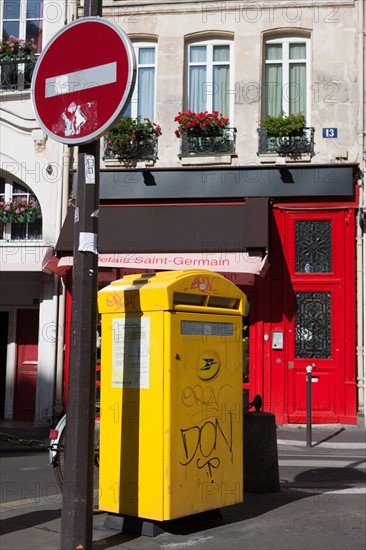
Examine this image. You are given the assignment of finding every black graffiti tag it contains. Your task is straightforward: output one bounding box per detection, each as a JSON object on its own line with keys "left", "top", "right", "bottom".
{"left": 179, "top": 414, "right": 233, "bottom": 477}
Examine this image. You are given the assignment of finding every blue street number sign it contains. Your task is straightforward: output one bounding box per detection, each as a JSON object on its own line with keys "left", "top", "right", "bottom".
{"left": 322, "top": 128, "right": 338, "bottom": 138}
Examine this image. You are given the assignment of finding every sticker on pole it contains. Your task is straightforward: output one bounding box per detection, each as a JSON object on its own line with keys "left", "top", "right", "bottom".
{"left": 31, "top": 17, "right": 136, "bottom": 145}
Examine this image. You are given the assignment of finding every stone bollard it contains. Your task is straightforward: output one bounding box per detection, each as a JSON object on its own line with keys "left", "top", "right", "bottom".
{"left": 243, "top": 411, "right": 280, "bottom": 493}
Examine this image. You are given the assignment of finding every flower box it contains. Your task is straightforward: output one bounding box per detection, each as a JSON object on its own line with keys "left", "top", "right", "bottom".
{"left": 0, "top": 36, "right": 36, "bottom": 65}
{"left": 180, "top": 127, "right": 237, "bottom": 156}
{"left": 0, "top": 198, "right": 41, "bottom": 224}
{"left": 257, "top": 127, "right": 315, "bottom": 155}
{"left": 103, "top": 116, "right": 161, "bottom": 161}
{"left": 175, "top": 110, "right": 236, "bottom": 156}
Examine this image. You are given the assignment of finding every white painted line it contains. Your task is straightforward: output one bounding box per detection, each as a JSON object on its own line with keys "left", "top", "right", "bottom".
{"left": 161, "top": 537, "right": 214, "bottom": 549}
{"left": 45, "top": 62, "right": 117, "bottom": 98}
{"left": 286, "top": 487, "right": 366, "bottom": 495}
{"left": 279, "top": 459, "right": 366, "bottom": 468}
{"left": 277, "top": 439, "right": 366, "bottom": 450}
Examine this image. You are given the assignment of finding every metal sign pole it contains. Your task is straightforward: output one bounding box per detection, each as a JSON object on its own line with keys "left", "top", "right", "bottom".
{"left": 60, "top": 2, "right": 102, "bottom": 549}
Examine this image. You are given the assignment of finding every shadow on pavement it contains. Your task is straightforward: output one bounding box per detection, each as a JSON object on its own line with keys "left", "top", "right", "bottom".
{"left": 91, "top": 464, "right": 365, "bottom": 548}
{"left": 311, "top": 427, "right": 345, "bottom": 448}
{"left": 0, "top": 509, "right": 61, "bottom": 537}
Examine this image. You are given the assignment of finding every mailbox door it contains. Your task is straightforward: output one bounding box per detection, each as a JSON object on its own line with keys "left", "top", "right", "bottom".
{"left": 163, "top": 311, "right": 243, "bottom": 519}
{"left": 99, "top": 311, "right": 165, "bottom": 518}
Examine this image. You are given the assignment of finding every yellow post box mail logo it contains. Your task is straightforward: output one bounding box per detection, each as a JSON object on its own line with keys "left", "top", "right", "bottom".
{"left": 197, "top": 350, "right": 221, "bottom": 381}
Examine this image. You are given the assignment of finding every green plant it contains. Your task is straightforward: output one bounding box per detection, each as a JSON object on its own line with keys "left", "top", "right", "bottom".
{"left": 261, "top": 111, "right": 306, "bottom": 137}
{"left": 106, "top": 116, "right": 162, "bottom": 154}
{"left": 0, "top": 35, "right": 36, "bottom": 60}
{"left": 174, "top": 110, "right": 230, "bottom": 137}
{"left": 0, "top": 197, "right": 40, "bottom": 223}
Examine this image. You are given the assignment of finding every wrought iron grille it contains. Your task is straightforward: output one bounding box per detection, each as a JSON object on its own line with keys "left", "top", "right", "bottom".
{"left": 180, "top": 127, "right": 236, "bottom": 156}
{"left": 295, "top": 220, "right": 332, "bottom": 273}
{"left": 295, "top": 292, "right": 332, "bottom": 358}
{"left": 257, "top": 127, "right": 315, "bottom": 155}
{"left": 0, "top": 60, "right": 36, "bottom": 91}
{"left": 103, "top": 131, "right": 159, "bottom": 161}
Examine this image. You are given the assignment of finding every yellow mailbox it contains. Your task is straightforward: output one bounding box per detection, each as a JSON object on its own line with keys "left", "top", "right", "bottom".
{"left": 98, "top": 269, "right": 248, "bottom": 521}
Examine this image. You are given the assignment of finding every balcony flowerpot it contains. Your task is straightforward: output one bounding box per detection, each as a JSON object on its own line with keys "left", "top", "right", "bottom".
{"left": 0, "top": 54, "right": 35, "bottom": 65}
{"left": 0, "top": 36, "right": 36, "bottom": 65}
{"left": 175, "top": 111, "right": 236, "bottom": 156}
{"left": 104, "top": 116, "right": 161, "bottom": 161}
{"left": 0, "top": 198, "right": 41, "bottom": 224}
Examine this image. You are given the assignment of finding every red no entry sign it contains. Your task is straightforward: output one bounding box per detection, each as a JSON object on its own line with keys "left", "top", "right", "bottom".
{"left": 31, "top": 17, "right": 136, "bottom": 145}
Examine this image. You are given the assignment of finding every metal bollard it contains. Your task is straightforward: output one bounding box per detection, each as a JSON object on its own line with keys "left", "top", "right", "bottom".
{"left": 306, "top": 363, "right": 316, "bottom": 447}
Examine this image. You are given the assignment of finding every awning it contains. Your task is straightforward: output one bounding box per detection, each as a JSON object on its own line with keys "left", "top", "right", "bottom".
{"left": 44, "top": 251, "right": 269, "bottom": 285}
{"left": 47, "top": 199, "right": 269, "bottom": 283}
{"left": 55, "top": 199, "right": 269, "bottom": 254}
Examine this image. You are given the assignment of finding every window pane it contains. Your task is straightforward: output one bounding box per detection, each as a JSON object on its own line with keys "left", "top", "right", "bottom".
{"left": 3, "top": 0, "right": 20, "bottom": 20}
{"left": 295, "top": 292, "right": 332, "bottom": 359}
{"left": 295, "top": 220, "right": 332, "bottom": 273}
{"left": 28, "top": 218, "right": 42, "bottom": 240}
{"left": 27, "top": 0, "right": 43, "bottom": 18}
{"left": 3, "top": 21, "right": 19, "bottom": 39}
{"left": 289, "top": 63, "right": 306, "bottom": 115}
{"left": 266, "top": 44, "right": 282, "bottom": 60}
{"left": 213, "top": 65, "right": 229, "bottom": 117}
{"left": 290, "top": 43, "right": 306, "bottom": 60}
{"left": 189, "top": 66, "right": 206, "bottom": 112}
{"left": 137, "top": 67, "right": 155, "bottom": 120}
{"left": 11, "top": 222, "right": 26, "bottom": 240}
{"left": 190, "top": 45, "right": 206, "bottom": 63}
{"left": 264, "top": 64, "right": 282, "bottom": 117}
{"left": 26, "top": 20, "right": 42, "bottom": 52}
{"left": 12, "top": 182, "right": 27, "bottom": 193}
{"left": 139, "top": 47, "right": 155, "bottom": 64}
{"left": 213, "top": 45, "right": 229, "bottom": 62}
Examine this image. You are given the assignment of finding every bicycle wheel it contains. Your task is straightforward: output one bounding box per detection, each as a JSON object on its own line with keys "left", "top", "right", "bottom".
{"left": 52, "top": 416, "right": 100, "bottom": 508}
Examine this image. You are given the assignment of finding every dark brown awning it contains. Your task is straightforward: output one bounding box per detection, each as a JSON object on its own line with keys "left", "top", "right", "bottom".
{"left": 55, "top": 198, "right": 268, "bottom": 255}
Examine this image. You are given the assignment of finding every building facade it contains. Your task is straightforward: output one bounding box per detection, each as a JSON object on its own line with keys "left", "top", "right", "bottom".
{"left": 0, "top": 0, "right": 78, "bottom": 425}
{"left": 1, "top": 1, "right": 365, "bottom": 425}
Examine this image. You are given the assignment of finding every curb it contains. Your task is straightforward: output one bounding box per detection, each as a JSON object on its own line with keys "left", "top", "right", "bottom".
{"left": 277, "top": 439, "right": 366, "bottom": 450}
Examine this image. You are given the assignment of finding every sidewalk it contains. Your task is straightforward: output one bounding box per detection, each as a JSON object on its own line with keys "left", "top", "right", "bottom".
{"left": 1, "top": 419, "right": 365, "bottom": 550}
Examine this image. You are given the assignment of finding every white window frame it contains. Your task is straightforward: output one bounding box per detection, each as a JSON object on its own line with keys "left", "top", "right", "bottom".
{"left": 263, "top": 36, "right": 310, "bottom": 122}
{"left": 186, "top": 38, "right": 234, "bottom": 120}
{"left": 126, "top": 41, "right": 157, "bottom": 120}
{"left": 0, "top": 0, "right": 43, "bottom": 91}
{"left": 0, "top": 0, "right": 43, "bottom": 46}
{"left": 0, "top": 180, "right": 42, "bottom": 242}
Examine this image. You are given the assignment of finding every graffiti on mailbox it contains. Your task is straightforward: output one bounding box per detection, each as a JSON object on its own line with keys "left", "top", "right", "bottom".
{"left": 179, "top": 383, "right": 236, "bottom": 477}
{"left": 184, "top": 275, "right": 220, "bottom": 294}
{"left": 179, "top": 414, "right": 233, "bottom": 477}
{"left": 105, "top": 291, "right": 139, "bottom": 312}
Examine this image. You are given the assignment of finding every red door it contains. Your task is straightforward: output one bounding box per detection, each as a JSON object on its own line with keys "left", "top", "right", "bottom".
{"left": 279, "top": 209, "right": 356, "bottom": 423}
{"left": 14, "top": 309, "right": 39, "bottom": 421}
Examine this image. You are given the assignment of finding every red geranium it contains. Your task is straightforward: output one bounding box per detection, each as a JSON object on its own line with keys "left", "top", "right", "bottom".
{"left": 174, "top": 110, "right": 230, "bottom": 137}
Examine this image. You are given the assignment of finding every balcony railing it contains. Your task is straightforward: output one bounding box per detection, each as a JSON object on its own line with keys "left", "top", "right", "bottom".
{"left": 257, "top": 127, "right": 315, "bottom": 156}
{"left": 0, "top": 58, "right": 36, "bottom": 91}
{"left": 180, "top": 127, "right": 236, "bottom": 157}
{"left": 103, "top": 131, "right": 159, "bottom": 161}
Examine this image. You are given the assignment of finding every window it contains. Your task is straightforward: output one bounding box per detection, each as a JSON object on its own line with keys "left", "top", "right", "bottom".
{"left": 0, "top": 178, "right": 42, "bottom": 241}
{"left": 124, "top": 42, "right": 157, "bottom": 121}
{"left": 295, "top": 220, "right": 332, "bottom": 273}
{"left": 187, "top": 38, "right": 233, "bottom": 118}
{"left": 295, "top": 292, "right": 332, "bottom": 359}
{"left": 263, "top": 36, "right": 309, "bottom": 119}
{"left": 1, "top": 0, "right": 43, "bottom": 50}
{"left": 1, "top": 0, "right": 43, "bottom": 90}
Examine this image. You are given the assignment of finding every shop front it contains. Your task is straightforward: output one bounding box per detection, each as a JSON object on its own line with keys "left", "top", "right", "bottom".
{"left": 48, "top": 164, "right": 359, "bottom": 424}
